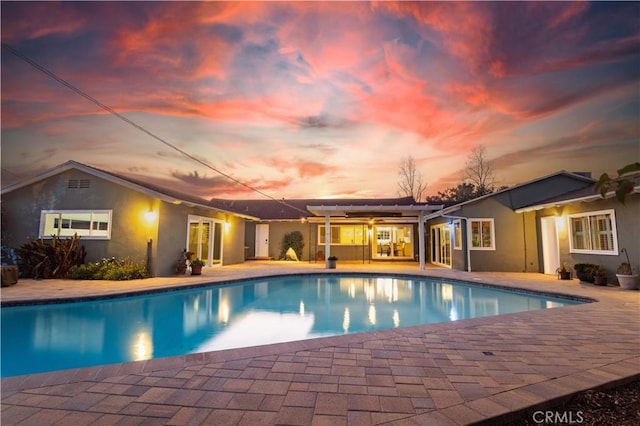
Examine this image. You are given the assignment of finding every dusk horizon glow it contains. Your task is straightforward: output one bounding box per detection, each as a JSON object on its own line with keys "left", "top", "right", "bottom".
{"left": 2, "top": 1, "right": 639, "bottom": 200}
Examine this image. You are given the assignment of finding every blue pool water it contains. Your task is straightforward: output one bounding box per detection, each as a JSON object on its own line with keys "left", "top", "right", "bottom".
{"left": 1, "top": 274, "right": 582, "bottom": 377}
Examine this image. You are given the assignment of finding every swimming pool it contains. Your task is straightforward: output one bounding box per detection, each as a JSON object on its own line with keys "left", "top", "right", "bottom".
{"left": 1, "top": 274, "right": 582, "bottom": 377}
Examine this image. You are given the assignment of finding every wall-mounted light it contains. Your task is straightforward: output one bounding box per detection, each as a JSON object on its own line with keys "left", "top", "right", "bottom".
{"left": 555, "top": 215, "right": 566, "bottom": 233}
{"left": 224, "top": 220, "right": 231, "bottom": 231}
{"left": 144, "top": 208, "right": 157, "bottom": 223}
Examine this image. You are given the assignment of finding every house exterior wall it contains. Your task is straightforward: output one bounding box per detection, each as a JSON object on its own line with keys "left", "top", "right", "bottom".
{"left": 1, "top": 169, "right": 246, "bottom": 277}
{"left": 535, "top": 195, "right": 639, "bottom": 284}
{"left": 1, "top": 169, "right": 159, "bottom": 269}
{"left": 249, "top": 220, "right": 420, "bottom": 263}
{"left": 446, "top": 195, "right": 539, "bottom": 272}
{"left": 245, "top": 221, "right": 317, "bottom": 261}
{"left": 425, "top": 175, "right": 593, "bottom": 273}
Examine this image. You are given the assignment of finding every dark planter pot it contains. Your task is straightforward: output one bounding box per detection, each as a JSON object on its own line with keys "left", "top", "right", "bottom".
{"left": 558, "top": 271, "right": 572, "bottom": 280}
{"left": 1, "top": 266, "right": 19, "bottom": 287}
{"left": 326, "top": 259, "right": 337, "bottom": 269}
{"left": 575, "top": 271, "right": 594, "bottom": 283}
{"left": 191, "top": 265, "right": 203, "bottom": 275}
{"left": 593, "top": 276, "right": 608, "bottom": 286}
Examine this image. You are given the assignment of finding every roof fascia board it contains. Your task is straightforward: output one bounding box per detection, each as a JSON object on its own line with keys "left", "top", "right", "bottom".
{"left": 306, "top": 217, "right": 420, "bottom": 224}
{"left": 515, "top": 186, "right": 639, "bottom": 213}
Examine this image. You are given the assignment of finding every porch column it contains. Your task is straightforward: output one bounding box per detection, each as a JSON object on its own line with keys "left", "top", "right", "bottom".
{"left": 325, "top": 214, "right": 331, "bottom": 266}
{"left": 418, "top": 211, "right": 426, "bottom": 270}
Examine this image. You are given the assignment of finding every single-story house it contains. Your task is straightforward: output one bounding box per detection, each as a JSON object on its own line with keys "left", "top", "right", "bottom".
{"left": 423, "top": 171, "right": 599, "bottom": 273}
{"left": 0, "top": 161, "right": 258, "bottom": 276}
{"left": 210, "top": 197, "right": 443, "bottom": 268}
{"left": 515, "top": 172, "right": 639, "bottom": 284}
{"left": 4, "top": 161, "right": 635, "bottom": 280}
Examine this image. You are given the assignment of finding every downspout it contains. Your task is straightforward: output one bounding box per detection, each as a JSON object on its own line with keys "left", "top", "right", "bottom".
{"left": 325, "top": 214, "right": 330, "bottom": 267}
{"left": 418, "top": 211, "right": 426, "bottom": 270}
{"left": 522, "top": 213, "right": 527, "bottom": 272}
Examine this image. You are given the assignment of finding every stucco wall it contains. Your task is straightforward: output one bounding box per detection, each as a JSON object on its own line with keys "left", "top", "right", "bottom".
{"left": 536, "top": 195, "right": 639, "bottom": 284}
{"left": 1, "top": 169, "right": 159, "bottom": 270}
{"left": 1, "top": 169, "right": 247, "bottom": 277}
{"left": 459, "top": 196, "right": 537, "bottom": 272}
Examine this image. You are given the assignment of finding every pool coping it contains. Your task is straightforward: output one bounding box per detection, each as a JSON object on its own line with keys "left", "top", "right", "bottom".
{"left": 2, "top": 262, "right": 639, "bottom": 425}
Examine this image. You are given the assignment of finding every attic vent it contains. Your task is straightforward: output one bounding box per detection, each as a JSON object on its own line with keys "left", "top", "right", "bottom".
{"left": 67, "top": 179, "right": 91, "bottom": 189}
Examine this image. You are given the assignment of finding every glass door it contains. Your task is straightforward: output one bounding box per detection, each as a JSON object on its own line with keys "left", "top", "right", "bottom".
{"left": 188, "top": 216, "right": 223, "bottom": 267}
{"left": 430, "top": 224, "right": 451, "bottom": 267}
{"left": 373, "top": 225, "right": 413, "bottom": 259}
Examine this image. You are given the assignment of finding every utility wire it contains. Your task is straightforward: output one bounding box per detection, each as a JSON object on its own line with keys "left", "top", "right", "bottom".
{"left": 1, "top": 42, "right": 310, "bottom": 216}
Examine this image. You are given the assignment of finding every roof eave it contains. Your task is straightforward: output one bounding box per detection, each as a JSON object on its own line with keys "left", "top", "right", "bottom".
{"left": 514, "top": 187, "right": 639, "bottom": 213}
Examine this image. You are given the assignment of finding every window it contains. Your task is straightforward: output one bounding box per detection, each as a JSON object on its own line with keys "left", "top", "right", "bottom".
{"left": 40, "top": 210, "right": 112, "bottom": 239}
{"left": 469, "top": 219, "right": 494, "bottom": 250}
{"left": 453, "top": 220, "right": 462, "bottom": 250}
{"left": 319, "top": 225, "right": 366, "bottom": 245}
{"left": 569, "top": 210, "right": 618, "bottom": 255}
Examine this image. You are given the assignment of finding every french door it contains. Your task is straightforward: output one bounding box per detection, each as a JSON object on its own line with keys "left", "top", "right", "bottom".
{"left": 430, "top": 224, "right": 451, "bottom": 267}
{"left": 188, "top": 215, "right": 223, "bottom": 266}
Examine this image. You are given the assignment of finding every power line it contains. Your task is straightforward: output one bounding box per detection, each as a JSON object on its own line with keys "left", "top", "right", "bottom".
{"left": 1, "top": 42, "right": 310, "bottom": 216}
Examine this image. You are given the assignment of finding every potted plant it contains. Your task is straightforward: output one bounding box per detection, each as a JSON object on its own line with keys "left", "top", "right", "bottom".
{"left": 190, "top": 258, "right": 205, "bottom": 275}
{"left": 556, "top": 263, "right": 572, "bottom": 280}
{"left": 616, "top": 248, "right": 639, "bottom": 290}
{"left": 1, "top": 246, "right": 19, "bottom": 287}
{"left": 574, "top": 263, "right": 597, "bottom": 283}
{"left": 592, "top": 266, "right": 608, "bottom": 286}
{"left": 327, "top": 256, "right": 338, "bottom": 269}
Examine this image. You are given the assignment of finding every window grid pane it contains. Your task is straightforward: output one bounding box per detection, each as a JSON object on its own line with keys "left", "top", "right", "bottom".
{"left": 470, "top": 219, "right": 493, "bottom": 249}
{"left": 570, "top": 211, "right": 615, "bottom": 253}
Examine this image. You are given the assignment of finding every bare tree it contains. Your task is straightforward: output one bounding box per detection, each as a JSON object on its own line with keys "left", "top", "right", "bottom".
{"left": 397, "top": 155, "right": 427, "bottom": 202}
{"left": 465, "top": 145, "right": 495, "bottom": 196}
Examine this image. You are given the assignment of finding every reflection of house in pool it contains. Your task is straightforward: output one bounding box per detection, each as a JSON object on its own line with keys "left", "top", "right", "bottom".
{"left": 180, "top": 276, "right": 576, "bottom": 354}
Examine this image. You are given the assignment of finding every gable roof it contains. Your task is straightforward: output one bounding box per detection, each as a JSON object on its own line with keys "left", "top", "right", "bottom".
{"left": 425, "top": 170, "right": 596, "bottom": 219}
{"left": 515, "top": 172, "right": 640, "bottom": 213}
{"left": 1, "top": 160, "right": 259, "bottom": 220}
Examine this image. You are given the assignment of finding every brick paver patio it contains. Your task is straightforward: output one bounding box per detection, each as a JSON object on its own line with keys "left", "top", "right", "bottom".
{"left": 1, "top": 261, "right": 639, "bottom": 425}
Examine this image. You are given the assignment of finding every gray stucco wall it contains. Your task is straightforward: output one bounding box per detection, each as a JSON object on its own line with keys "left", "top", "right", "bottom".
{"left": 246, "top": 221, "right": 317, "bottom": 261}
{"left": 1, "top": 169, "right": 247, "bottom": 277}
{"left": 536, "top": 195, "right": 639, "bottom": 284}
{"left": 2, "top": 169, "right": 159, "bottom": 270}
{"left": 453, "top": 196, "right": 539, "bottom": 272}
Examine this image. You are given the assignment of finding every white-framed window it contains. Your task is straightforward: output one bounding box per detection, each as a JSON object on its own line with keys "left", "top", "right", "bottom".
{"left": 319, "top": 225, "right": 367, "bottom": 245}
{"left": 468, "top": 218, "right": 495, "bottom": 250}
{"left": 40, "top": 210, "right": 112, "bottom": 239}
{"left": 568, "top": 209, "right": 618, "bottom": 255}
{"left": 453, "top": 220, "right": 462, "bottom": 250}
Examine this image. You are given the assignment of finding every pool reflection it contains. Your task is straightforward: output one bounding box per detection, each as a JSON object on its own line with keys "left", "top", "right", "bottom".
{"left": 1, "top": 275, "right": 578, "bottom": 377}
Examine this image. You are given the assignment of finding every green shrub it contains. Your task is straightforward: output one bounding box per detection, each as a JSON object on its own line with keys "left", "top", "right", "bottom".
{"left": 71, "top": 257, "right": 150, "bottom": 280}
{"left": 17, "top": 234, "right": 86, "bottom": 279}
{"left": 280, "top": 231, "right": 304, "bottom": 260}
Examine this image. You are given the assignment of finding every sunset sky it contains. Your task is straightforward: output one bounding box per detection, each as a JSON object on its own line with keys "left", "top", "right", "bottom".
{"left": 1, "top": 1, "right": 639, "bottom": 200}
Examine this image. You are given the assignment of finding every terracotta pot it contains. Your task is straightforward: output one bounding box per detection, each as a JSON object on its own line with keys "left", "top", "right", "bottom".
{"left": 191, "top": 265, "right": 203, "bottom": 275}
